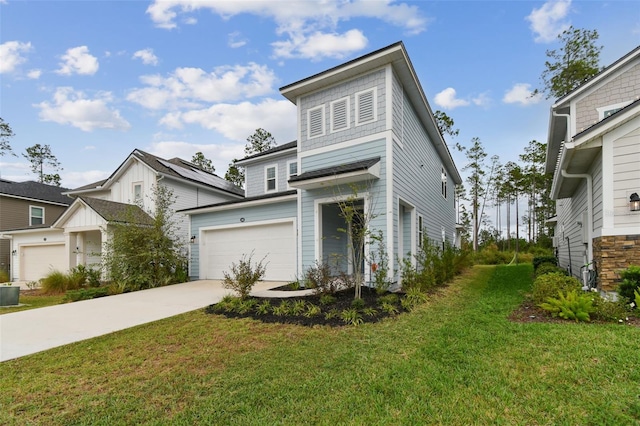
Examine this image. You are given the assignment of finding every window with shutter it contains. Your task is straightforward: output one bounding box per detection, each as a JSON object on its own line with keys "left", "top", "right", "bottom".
{"left": 308, "top": 106, "right": 325, "bottom": 138}
{"left": 330, "top": 97, "right": 349, "bottom": 132}
{"left": 355, "top": 88, "right": 376, "bottom": 126}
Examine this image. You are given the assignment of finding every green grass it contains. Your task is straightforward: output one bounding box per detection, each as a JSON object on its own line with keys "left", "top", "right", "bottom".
{"left": 1, "top": 264, "right": 639, "bottom": 425}
{"left": 0, "top": 292, "right": 65, "bottom": 315}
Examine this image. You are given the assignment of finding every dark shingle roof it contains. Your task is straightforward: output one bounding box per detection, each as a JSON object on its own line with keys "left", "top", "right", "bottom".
{"left": 237, "top": 141, "right": 297, "bottom": 163}
{"left": 80, "top": 197, "right": 153, "bottom": 225}
{"left": 289, "top": 157, "right": 380, "bottom": 182}
{"left": 0, "top": 180, "right": 71, "bottom": 205}
{"left": 178, "top": 190, "right": 297, "bottom": 213}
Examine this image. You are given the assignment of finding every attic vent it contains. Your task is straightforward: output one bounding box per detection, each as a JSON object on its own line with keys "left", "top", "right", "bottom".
{"left": 331, "top": 97, "right": 349, "bottom": 132}
{"left": 356, "top": 88, "right": 376, "bottom": 125}
{"left": 308, "top": 105, "right": 325, "bottom": 139}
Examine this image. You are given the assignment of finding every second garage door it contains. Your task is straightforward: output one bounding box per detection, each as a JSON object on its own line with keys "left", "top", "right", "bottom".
{"left": 201, "top": 221, "right": 296, "bottom": 281}
{"left": 20, "top": 244, "right": 66, "bottom": 282}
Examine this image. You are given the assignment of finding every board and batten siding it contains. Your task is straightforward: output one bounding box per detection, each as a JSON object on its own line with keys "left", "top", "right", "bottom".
{"left": 188, "top": 200, "right": 297, "bottom": 279}
{"left": 393, "top": 82, "right": 456, "bottom": 255}
{"left": 298, "top": 68, "right": 387, "bottom": 152}
{"left": 244, "top": 153, "right": 297, "bottom": 198}
{"left": 612, "top": 126, "right": 640, "bottom": 228}
{"left": 299, "top": 139, "right": 387, "bottom": 273}
{"left": 110, "top": 159, "right": 158, "bottom": 210}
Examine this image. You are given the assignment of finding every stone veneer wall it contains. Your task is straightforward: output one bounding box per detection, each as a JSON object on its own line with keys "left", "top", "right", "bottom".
{"left": 593, "top": 235, "right": 640, "bottom": 291}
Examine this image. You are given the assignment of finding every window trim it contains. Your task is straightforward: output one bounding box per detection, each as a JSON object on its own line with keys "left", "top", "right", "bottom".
{"left": 133, "top": 182, "right": 143, "bottom": 204}
{"left": 286, "top": 160, "right": 298, "bottom": 190}
{"left": 330, "top": 96, "right": 350, "bottom": 133}
{"left": 355, "top": 87, "right": 378, "bottom": 126}
{"left": 307, "top": 105, "right": 326, "bottom": 139}
{"left": 441, "top": 167, "right": 447, "bottom": 199}
{"left": 265, "top": 164, "right": 278, "bottom": 193}
{"left": 30, "top": 205, "right": 45, "bottom": 226}
{"left": 417, "top": 215, "right": 424, "bottom": 248}
{"left": 597, "top": 101, "right": 632, "bottom": 120}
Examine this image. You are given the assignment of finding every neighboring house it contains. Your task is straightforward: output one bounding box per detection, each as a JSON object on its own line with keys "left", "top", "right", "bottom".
{"left": 545, "top": 45, "right": 640, "bottom": 292}
{"left": 5, "top": 149, "right": 244, "bottom": 282}
{"left": 0, "top": 179, "right": 71, "bottom": 275}
{"left": 181, "top": 42, "right": 462, "bottom": 284}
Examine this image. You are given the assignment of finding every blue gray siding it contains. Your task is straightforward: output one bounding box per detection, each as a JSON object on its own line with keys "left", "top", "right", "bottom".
{"left": 189, "top": 200, "right": 297, "bottom": 279}
{"left": 244, "top": 153, "right": 297, "bottom": 197}
{"left": 299, "top": 69, "right": 386, "bottom": 152}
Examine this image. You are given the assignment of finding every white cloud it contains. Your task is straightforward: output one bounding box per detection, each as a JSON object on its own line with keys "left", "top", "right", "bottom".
{"left": 27, "top": 69, "right": 42, "bottom": 79}
{"left": 503, "top": 83, "right": 543, "bottom": 105}
{"left": 146, "top": 0, "right": 428, "bottom": 59}
{"left": 159, "top": 98, "right": 296, "bottom": 142}
{"left": 0, "top": 41, "right": 32, "bottom": 73}
{"left": 127, "top": 63, "right": 277, "bottom": 110}
{"left": 56, "top": 46, "right": 99, "bottom": 75}
{"left": 526, "top": 0, "right": 571, "bottom": 43}
{"left": 272, "top": 29, "right": 368, "bottom": 60}
{"left": 228, "top": 31, "right": 247, "bottom": 48}
{"left": 472, "top": 92, "right": 491, "bottom": 108}
{"left": 35, "top": 87, "right": 131, "bottom": 132}
{"left": 434, "top": 88, "right": 470, "bottom": 110}
{"left": 133, "top": 48, "right": 159, "bottom": 66}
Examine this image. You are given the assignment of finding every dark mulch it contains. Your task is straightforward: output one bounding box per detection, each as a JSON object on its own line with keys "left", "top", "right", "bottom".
{"left": 509, "top": 299, "right": 640, "bottom": 327}
{"left": 205, "top": 286, "right": 406, "bottom": 327}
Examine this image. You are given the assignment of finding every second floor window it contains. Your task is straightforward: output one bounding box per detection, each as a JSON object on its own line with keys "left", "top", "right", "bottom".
{"left": 30, "top": 206, "right": 44, "bottom": 226}
{"left": 266, "top": 166, "right": 277, "bottom": 192}
{"left": 287, "top": 161, "right": 298, "bottom": 189}
{"left": 441, "top": 167, "right": 447, "bottom": 199}
{"left": 133, "top": 183, "right": 143, "bottom": 203}
{"left": 418, "top": 215, "right": 424, "bottom": 248}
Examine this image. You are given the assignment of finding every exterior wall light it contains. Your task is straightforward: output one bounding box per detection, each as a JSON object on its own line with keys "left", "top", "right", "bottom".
{"left": 190, "top": 235, "right": 196, "bottom": 244}
{"left": 630, "top": 193, "right": 640, "bottom": 212}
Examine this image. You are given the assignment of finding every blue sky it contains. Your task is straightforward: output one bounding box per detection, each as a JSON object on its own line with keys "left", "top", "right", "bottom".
{"left": 1, "top": 0, "right": 639, "bottom": 189}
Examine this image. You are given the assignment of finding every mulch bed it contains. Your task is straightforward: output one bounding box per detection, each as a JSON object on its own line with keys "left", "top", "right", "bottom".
{"left": 205, "top": 286, "right": 406, "bottom": 327}
{"left": 509, "top": 299, "right": 640, "bottom": 327}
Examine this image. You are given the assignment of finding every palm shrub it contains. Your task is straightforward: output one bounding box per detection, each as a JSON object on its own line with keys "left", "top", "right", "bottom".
{"left": 539, "top": 290, "right": 595, "bottom": 322}
{"left": 222, "top": 252, "right": 267, "bottom": 300}
{"left": 531, "top": 272, "right": 582, "bottom": 305}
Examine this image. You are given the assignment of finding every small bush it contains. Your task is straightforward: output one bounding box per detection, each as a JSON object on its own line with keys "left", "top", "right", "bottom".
{"left": 319, "top": 294, "right": 336, "bottom": 306}
{"left": 41, "top": 270, "right": 69, "bottom": 294}
{"left": 340, "top": 308, "right": 363, "bottom": 326}
{"left": 64, "top": 287, "right": 109, "bottom": 302}
{"left": 618, "top": 265, "right": 640, "bottom": 304}
{"left": 401, "top": 288, "right": 429, "bottom": 312}
{"left": 222, "top": 252, "right": 267, "bottom": 300}
{"left": 380, "top": 302, "right": 399, "bottom": 315}
{"left": 351, "top": 298, "right": 365, "bottom": 309}
{"left": 532, "top": 272, "right": 582, "bottom": 305}
{"left": 591, "top": 296, "right": 630, "bottom": 321}
{"left": 256, "top": 300, "right": 271, "bottom": 315}
{"left": 533, "top": 255, "right": 558, "bottom": 271}
{"left": 305, "top": 261, "right": 339, "bottom": 295}
{"left": 539, "top": 290, "right": 594, "bottom": 322}
{"left": 292, "top": 300, "right": 307, "bottom": 315}
{"left": 535, "top": 262, "right": 566, "bottom": 278}
{"left": 272, "top": 301, "right": 292, "bottom": 316}
{"left": 304, "top": 304, "right": 321, "bottom": 317}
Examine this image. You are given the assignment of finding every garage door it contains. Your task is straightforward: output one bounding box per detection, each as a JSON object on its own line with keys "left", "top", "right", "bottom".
{"left": 21, "top": 244, "right": 66, "bottom": 282}
{"left": 202, "top": 221, "right": 295, "bottom": 281}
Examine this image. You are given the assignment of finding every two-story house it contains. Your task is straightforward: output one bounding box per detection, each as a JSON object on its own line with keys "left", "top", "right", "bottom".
{"left": 5, "top": 149, "right": 244, "bottom": 282}
{"left": 546, "top": 45, "right": 640, "bottom": 292}
{"left": 0, "top": 179, "right": 71, "bottom": 276}
{"left": 182, "top": 42, "right": 462, "bottom": 285}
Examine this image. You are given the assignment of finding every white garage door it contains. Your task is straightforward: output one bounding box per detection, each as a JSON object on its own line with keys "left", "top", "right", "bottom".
{"left": 202, "top": 221, "right": 295, "bottom": 281}
{"left": 21, "top": 244, "right": 66, "bottom": 282}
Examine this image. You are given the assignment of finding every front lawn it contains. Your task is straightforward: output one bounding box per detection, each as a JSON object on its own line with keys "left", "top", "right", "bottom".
{"left": 0, "top": 290, "right": 65, "bottom": 315}
{"left": 1, "top": 264, "right": 639, "bottom": 424}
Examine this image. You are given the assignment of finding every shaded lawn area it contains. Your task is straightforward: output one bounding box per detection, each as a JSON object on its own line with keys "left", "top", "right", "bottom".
{"left": 0, "top": 291, "right": 65, "bottom": 315}
{"left": 1, "top": 264, "right": 639, "bottom": 425}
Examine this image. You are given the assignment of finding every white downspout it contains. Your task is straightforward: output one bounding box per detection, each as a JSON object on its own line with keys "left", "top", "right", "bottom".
{"left": 560, "top": 169, "right": 593, "bottom": 289}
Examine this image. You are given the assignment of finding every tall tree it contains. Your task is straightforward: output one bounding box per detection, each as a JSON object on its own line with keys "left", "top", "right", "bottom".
{"left": 519, "top": 140, "right": 548, "bottom": 242}
{"left": 191, "top": 151, "right": 215, "bottom": 173}
{"left": 460, "top": 137, "right": 488, "bottom": 251}
{"left": 536, "top": 26, "right": 602, "bottom": 99}
{"left": 0, "top": 117, "right": 15, "bottom": 157}
{"left": 23, "top": 144, "right": 63, "bottom": 186}
{"left": 225, "top": 128, "right": 277, "bottom": 188}
{"left": 434, "top": 110, "right": 459, "bottom": 139}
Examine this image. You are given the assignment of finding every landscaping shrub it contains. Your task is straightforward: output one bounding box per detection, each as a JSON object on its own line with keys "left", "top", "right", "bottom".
{"left": 474, "top": 244, "right": 512, "bottom": 265}
{"left": 41, "top": 270, "right": 71, "bottom": 294}
{"left": 539, "top": 290, "right": 595, "bottom": 322}
{"left": 370, "top": 238, "right": 392, "bottom": 294}
{"left": 304, "top": 261, "right": 340, "bottom": 295}
{"left": 535, "top": 262, "right": 566, "bottom": 278}
{"left": 533, "top": 255, "right": 558, "bottom": 271}
{"left": 531, "top": 272, "right": 582, "bottom": 305}
{"left": 222, "top": 252, "right": 267, "bottom": 300}
{"left": 618, "top": 265, "right": 640, "bottom": 304}
{"left": 591, "top": 295, "right": 630, "bottom": 322}
{"left": 64, "top": 287, "right": 109, "bottom": 302}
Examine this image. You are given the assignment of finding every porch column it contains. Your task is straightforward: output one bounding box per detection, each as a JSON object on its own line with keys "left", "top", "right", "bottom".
{"left": 64, "top": 233, "right": 76, "bottom": 270}
{"left": 75, "top": 232, "right": 85, "bottom": 267}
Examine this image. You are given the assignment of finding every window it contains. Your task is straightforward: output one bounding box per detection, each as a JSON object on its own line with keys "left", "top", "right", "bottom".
{"left": 287, "top": 161, "right": 298, "bottom": 189}
{"left": 265, "top": 165, "right": 277, "bottom": 192}
{"left": 418, "top": 215, "right": 424, "bottom": 248}
{"left": 133, "top": 183, "right": 143, "bottom": 203}
{"left": 30, "top": 206, "right": 44, "bottom": 226}
{"left": 308, "top": 105, "right": 325, "bottom": 138}
{"left": 441, "top": 167, "right": 447, "bottom": 199}
{"left": 355, "top": 88, "right": 377, "bottom": 126}
{"left": 330, "top": 97, "right": 350, "bottom": 132}
{"left": 597, "top": 101, "right": 632, "bottom": 120}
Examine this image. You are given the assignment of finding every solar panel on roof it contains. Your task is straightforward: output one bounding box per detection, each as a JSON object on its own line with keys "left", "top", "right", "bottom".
{"left": 157, "top": 159, "right": 243, "bottom": 195}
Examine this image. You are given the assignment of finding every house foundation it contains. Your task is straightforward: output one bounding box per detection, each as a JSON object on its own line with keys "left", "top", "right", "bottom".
{"left": 593, "top": 235, "right": 640, "bottom": 292}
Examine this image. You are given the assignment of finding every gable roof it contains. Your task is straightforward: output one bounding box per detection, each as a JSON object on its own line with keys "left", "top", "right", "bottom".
{"left": 0, "top": 179, "right": 71, "bottom": 205}
{"left": 279, "top": 41, "right": 461, "bottom": 184}
{"left": 66, "top": 149, "right": 244, "bottom": 197}
{"left": 54, "top": 196, "right": 153, "bottom": 228}
{"left": 235, "top": 140, "right": 298, "bottom": 165}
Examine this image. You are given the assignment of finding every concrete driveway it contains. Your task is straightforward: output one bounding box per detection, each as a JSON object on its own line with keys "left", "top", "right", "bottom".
{"left": 0, "top": 280, "right": 291, "bottom": 362}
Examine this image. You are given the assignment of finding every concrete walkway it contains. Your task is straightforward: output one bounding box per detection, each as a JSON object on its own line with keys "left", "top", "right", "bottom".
{"left": 0, "top": 280, "right": 300, "bottom": 362}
